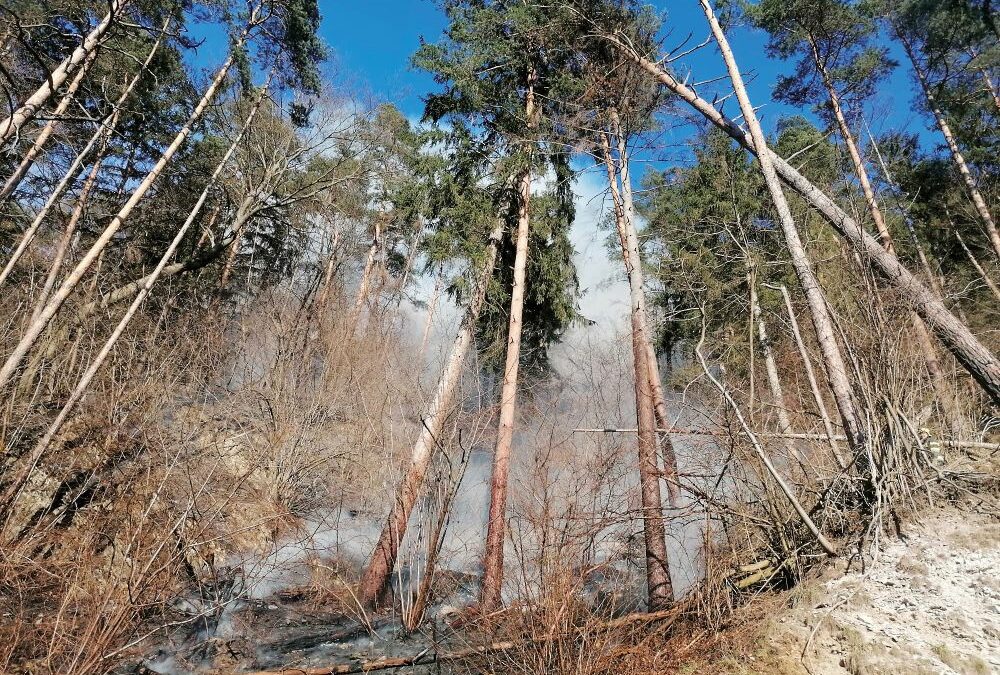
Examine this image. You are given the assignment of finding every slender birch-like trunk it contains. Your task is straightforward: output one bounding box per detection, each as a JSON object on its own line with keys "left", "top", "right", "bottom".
{"left": 609, "top": 109, "right": 681, "bottom": 500}
{"left": 357, "top": 222, "right": 504, "bottom": 608}
{"left": 29, "top": 142, "right": 108, "bottom": 323}
{"left": 480, "top": 72, "right": 538, "bottom": 612}
{"left": 898, "top": 32, "right": 1000, "bottom": 261}
{"left": 956, "top": 231, "right": 1000, "bottom": 303}
{"left": 0, "top": 48, "right": 97, "bottom": 202}
{"left": 608, "top": 35, "right": 1000, "bottom": 405}
{"left": 767, "top": 283, "right": 846, "bottom": 469}
{"left": 750, "top": 274, "right": 806, "bottom": 471}
{"left": 0, "top": 22, "right": 253, "bottom": 392}
{"left": 599, "top": 129, "right": 673, "bottom": 605}
{"left": 811, "top": 42, "right": 957, "bottom": 429}
{"left": 0, "top": 77, "right": 269, "bottom": 514}
{"left": 697, "top": 0, "right": 871, "bottom": 490}
{"left": 0, "top": 0, "right": 128, "bottom": 144}
{"left": 0, "top": 28, "right": 165, "bottom": 287}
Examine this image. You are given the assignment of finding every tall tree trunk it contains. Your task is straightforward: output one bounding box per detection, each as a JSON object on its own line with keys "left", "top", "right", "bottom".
{"left": 0, "top": 25, "right": 251, "bottom": 393}
{"left": 0, "top": 47, "right": 97, "bottom": 202}
{"left": 0, "top": 76, "right": 269, "bottom": 515}
{"left": 898, "top": 32, "right": 1000, "bottom": 261}
{"left": 698, "top": 0, "right": 872, "bottom": 490}
{"left": 609, "top": 36, "right": 1000, "bottom": 406}
{"left": 0, "top": 0, "right": 128, "bottom": 145}
{"left": 0, "top": 28, "right": 164, "bottom": 287}
{"left": 357, "top": 222, "right": 503, "bottom": 608}
{"left": 812, "top": 42, "right": 958, "bottom": 431}
{"left": 599, "top": 127, "right": 674, "bottom": 606}
{"left": 480, "top": 73, "right": 538, "bottom": 613}
{"left": 609, "top": 109, "right": 681, "bottom": 501}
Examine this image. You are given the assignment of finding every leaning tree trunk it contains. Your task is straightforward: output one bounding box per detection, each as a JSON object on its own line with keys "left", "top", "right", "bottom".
{"left": 480, "top": 73, "right": 538, "bottom": 613}
{"left": 357, "top": 222, "right": 504, "bottom": 608}
{"left": 0, "top": 75, "right": 270, "bottom": 517}
{"left": 697, "top": 0, "right": 872, "bottom": 490}
{"left": 812, "top": 43, "right": 958, "bottom": 431}
{"left": 29, "top": 140, "right": 108, "bottom": 323}
{"left": 0, "top": 48, "right": 97, "bottom": 202}
{"left": 898, "top": 32, "right": 1000, "bottom": 261}
{"left": 0, "top": 21, "right": 253, "bottom": 393}
{"left": 0, "top": 28, "right": 165, "bottom": 287}
{"left": 0, "top": 0, "right": 128, "bottom": 145}
{"left": 606, "top": 35, "right": 1000, "bottom": 406}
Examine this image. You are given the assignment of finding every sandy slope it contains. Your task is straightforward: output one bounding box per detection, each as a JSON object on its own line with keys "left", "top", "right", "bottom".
{"left": 765, "top": 507, "right": 999, "bottom": 675}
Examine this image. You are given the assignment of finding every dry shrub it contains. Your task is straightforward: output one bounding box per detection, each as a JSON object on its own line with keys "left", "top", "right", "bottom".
{"left": 0, "top": 281, "right": 426, "bottom": 672}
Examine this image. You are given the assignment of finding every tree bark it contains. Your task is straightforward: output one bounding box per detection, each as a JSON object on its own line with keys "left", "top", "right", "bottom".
{"left": 606, "top": 34, "right": 1000, "bottom": 406}
{"left": 750, "top": 274, "right": 807, "bottom": 471}
{"left": 0, "top": 22, "right": 252, "bottom": 392}
{"left": 609, "top": 109, "right": 681, "bottom": 503}
{"left": 898, "top": 31, "right": 1000, "bottom": 261}
{"left": 697, "top": 0, "right": 871, "bottom": 488}
{"left": 480, "top": 72, "right": 538, "bottom": 613}
{"left": 599, "top": 126, "right": 673, "bottom": 607}
{"left": 812, "top": 40, "right": 958, "bottom": 431}
{"left": 29, "top": 140, "right": 107, "bottom": 323}
{"left": 357, "top": 224, "right": 503, "bottom": 608}
{"left": 0, "top": 0, "right": 127, "bottom": 145}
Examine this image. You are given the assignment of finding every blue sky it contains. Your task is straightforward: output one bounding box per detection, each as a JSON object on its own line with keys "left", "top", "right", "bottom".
{"left": 318, "top": 2, "right": 937, "bottom": 178}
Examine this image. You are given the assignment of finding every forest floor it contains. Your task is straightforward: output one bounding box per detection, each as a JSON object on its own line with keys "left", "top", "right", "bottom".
{"left": 742, "top": 504, "right": 1000, "bottom": 675}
